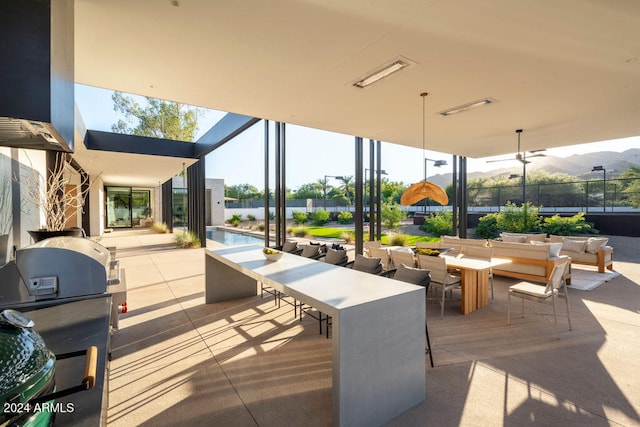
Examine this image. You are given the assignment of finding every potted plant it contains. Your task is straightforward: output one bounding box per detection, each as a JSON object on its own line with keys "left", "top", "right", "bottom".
{"left": 19, "top": 152, "right": 98, "bottom": 242}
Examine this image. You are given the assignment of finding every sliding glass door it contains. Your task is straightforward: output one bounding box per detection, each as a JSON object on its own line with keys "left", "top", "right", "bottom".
{"left": 106, "top": 187, "right": 151, "bottom": 228}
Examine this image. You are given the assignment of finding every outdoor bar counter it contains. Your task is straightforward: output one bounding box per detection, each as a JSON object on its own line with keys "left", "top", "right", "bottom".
{"left": 205, "top": 245, "right": 426, "bottom": 427}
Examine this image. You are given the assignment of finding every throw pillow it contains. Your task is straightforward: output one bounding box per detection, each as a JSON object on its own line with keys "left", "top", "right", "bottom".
{"left": 393, "top": 263, "right": 430, "bottom": 285}
{"left": 300, "top": 244, "right": 320, "bottom": 258}
{"left": 548, "top": 243, "right": 563, "bottom": 257}
{"left": 586, "top": 237, "right": 608, "bottom": 254}
{"left": 282, "top": 241, "right": 298, "bottom": 253}
{"left": 530, "top": 241, "right": 559, "bottom": 257}
{"left": 353, "top": 254, "right": 383, "bottom": 274}
{"left": 562, "top": 238, "right": 588, "bottom": 253}
{"left": 325, "top": 248, "right": 347, "bottom": 265}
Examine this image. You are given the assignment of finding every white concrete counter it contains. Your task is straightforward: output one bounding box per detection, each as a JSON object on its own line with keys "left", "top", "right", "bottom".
{"left": 205, "top": 244, "right": 426, "bottom": 427}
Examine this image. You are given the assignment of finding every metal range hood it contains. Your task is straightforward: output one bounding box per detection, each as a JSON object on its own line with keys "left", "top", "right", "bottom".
{"left": 0, "top": 0, "right": 74, "bottom": 152}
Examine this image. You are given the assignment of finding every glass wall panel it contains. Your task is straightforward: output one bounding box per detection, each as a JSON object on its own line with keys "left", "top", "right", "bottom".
{"left": 132, "top": 190, "right": 151, "bottom": 226}
{"left": 106, "top": 186, "right": 132, "bottom": 228}
{"left": 173, "top": 188, "right": 187, "bottom": 227}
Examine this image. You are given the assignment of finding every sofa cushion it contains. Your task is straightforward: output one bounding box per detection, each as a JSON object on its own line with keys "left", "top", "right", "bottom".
{"left": 531, "top": 241, "right": 563, "bottom": 257}
{"left": 562, "top": 238, "right": 588, "bottom": 253}
{"left": 501, "top": 232, "right": 546, "bottom": 243}
{"left": 501, "top": 233, "right": 526, "bottom": 243}
{"left": 490, "top": 240, "right": 550, "bottom": 260}
{"left": 586, "top": 237, "right": 609, "bottom": 254}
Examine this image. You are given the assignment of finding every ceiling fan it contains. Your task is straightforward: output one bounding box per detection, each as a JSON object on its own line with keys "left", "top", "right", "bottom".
{"left": 486, "top": 129, "right": 546, "bottom": 165}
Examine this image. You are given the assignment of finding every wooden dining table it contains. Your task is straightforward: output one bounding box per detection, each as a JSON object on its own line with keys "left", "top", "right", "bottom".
{"left": 441, "top": 254, "right": 511, "bottom": 314}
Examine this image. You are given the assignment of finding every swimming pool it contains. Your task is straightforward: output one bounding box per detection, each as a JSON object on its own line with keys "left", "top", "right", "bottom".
{"left": 206, "top": 227, "right": 266, "bottom": 246}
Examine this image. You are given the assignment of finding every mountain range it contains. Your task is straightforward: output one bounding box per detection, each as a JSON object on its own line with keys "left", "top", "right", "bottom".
{"left": 428, "top": 148, "right": 640, "bottom": 187}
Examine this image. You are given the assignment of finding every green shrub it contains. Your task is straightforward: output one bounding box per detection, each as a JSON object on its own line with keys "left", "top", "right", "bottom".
{"left": 337, "top": 211, "right": 353, "bottom": 224}
{"left": 292, "top": 210, "right": 308, "bottom": 225}
{"left": 175, "top": 230, "right": 201, "bottom": 248}
{"left": 541, "top": 212, "right": 598, "bottom": 235}
{"left": 150, "top": 222, "right": 169, "bottom": 234}
{"left": 419, "top": 211, "right": 453, "bottom": 237}
{"left": 292, "top": 226, "right": 309, "bottom": 237}
{"left": 474, "top": 213, "right": 500, "bottom": 239}
{"left": 381, "top": 201, "right": 407, "bottom": 230}
{"left": 340, "top": 231, "right": 354, "bottom": 243}
{"left": 389, "top": 233, "right": 408, "bottom": 246}
{"left": 228, "top": 213, "right": 242, "bottom": 227}
{"left": 310, "top": 209, "right": 331, "bottom": 226}
{"left": 268, "top": 211, "right": 275, "bottom": 220}
{"left": 497, "top": 202, "right": 541, "bottom": 233}
{"left": 246, "top": 214, "right": 256, "bottom": 221}
{"left": 256, "top": 222, "right": 265, "bottom": 231}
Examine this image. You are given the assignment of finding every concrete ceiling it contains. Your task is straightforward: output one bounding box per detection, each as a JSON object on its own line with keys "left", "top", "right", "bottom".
{"left": 74, "top": 0, "right": 640, "bottom": 164}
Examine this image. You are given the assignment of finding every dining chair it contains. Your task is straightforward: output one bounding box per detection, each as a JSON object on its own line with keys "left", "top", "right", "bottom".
{"left": 389, "top": 249, "right": 417, "bottom": 269}
{"left": 462, "top": 246, "right": 495, "bottom": 299}
{"left": 390, "top": 263, "right": 434, "bottom": 367}
{"left": 417, "top": 254, "right": 462, "bottom": 318}
{"left": 507, "top": 262, "right": 572, "bottom": 339}
{"left": 363, "top": 240, "right": 382, "bottom": 256}
{"left": 367, "top": 246, "right": 393, "bottom": 270}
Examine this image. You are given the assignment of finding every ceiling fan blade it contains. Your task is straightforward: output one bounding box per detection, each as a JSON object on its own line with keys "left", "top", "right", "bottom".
{"left": 486, "top": 158, "right": 511, "bottom": 163}
{"left": 527, "top": 153, "right": 546, "bottom": 158}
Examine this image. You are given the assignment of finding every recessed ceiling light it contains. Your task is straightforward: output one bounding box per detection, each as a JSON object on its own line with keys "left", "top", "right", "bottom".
{"left": 439, "top": 98, "right": 494, "bottom": 116}
{"left": 353, "top": 57, "right": 415, "bottom": 89}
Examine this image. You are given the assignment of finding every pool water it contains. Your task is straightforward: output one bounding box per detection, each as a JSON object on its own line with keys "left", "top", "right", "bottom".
{"left": 206, "top": 227, "right": 266, "bottom": 246}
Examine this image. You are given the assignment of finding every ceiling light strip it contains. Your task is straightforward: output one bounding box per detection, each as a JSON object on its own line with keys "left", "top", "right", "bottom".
{"left": 439, "top": 98, "right": 494, "bottom": 116}
{"left": 353, "top": 60, "right": 411, "bottom": 88}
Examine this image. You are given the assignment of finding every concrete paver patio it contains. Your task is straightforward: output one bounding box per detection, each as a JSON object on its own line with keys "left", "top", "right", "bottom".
{"left": 102, "top": 230, "right": 640, "bottom": 426}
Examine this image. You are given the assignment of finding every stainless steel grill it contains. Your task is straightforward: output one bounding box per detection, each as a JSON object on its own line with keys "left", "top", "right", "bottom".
{"left": 0, "top": 237, "right": 127, "bottom": 330}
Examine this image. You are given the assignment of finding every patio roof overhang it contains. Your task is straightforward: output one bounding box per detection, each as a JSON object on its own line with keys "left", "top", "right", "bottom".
{"left": 73, "top": 0, "right": 640, "bottom": 159}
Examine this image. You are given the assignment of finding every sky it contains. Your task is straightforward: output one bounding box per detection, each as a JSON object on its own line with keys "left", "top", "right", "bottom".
{"left": 75, "top": 84, "right": 639, "bottom": 190}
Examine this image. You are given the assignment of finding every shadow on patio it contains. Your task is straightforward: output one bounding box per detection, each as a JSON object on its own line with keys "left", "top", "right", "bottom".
{"left": 102, "top": 231, "right": 640, "bottom": 427}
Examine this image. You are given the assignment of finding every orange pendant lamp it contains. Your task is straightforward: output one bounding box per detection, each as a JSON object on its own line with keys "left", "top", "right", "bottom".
{"left": 400, "top": 92, "right": 449, "bottom": 207}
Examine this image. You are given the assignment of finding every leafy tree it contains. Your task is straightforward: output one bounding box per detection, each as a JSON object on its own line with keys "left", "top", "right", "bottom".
{"left": 292, "top": 210, "right": 308, "bottom": 225}
{"left": 337, "top": 211, "right": 353, "bottom": 224}
{"left": 111, "top": 92, "right": 201, "bottom": 141}
{"left": 419, "top": 211, "right": 454, "bottom": 237}
{"left": 497, "top": 202, "right": 541, "bottom": 233}
{"left": 540, "top": 212, "right": 598, "bottom": 235}
{"left": 380, "top": 200, "right": 407, "bottom": 230}
{"left": 474, "top": 213, "right": 500, "bottom": 239}
{"left": 310, "top": 209, "right": 331, "bottom": 225}
{"left": 381, "top": 181, "right": 406, "bottom": 204}
{"left": 226, "top": 184, "right": 261, "bottom": 200}
{"left": 619, "top": 166, "right": 640, "bottom": 207}
{"left": 294, "top": 182, "right": 323, "bottom": 199}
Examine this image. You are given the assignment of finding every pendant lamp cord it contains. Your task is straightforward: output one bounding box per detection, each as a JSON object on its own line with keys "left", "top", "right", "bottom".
{"left": 421, "top": 92, "right": 428, "bottom": 181}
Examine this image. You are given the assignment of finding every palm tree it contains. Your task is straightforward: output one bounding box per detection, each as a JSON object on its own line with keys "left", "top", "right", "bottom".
{"left": 339, "top": 176, "right": 355, "bottom": 206}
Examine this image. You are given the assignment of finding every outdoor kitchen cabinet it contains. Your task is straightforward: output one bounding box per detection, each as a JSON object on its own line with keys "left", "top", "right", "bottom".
{"left": 25, "top": 296, "right": 112, "bottom": 426}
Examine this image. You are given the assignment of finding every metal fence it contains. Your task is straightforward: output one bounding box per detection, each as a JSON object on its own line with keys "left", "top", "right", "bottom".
{"left": 468, "top": 177, "right": 640, "bottom": 213}
{"left": 225, "top": 177, "right": 640, "bottom": 214}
